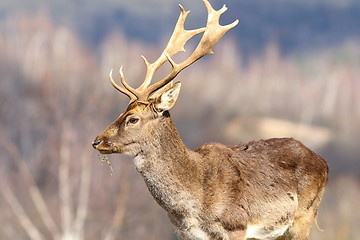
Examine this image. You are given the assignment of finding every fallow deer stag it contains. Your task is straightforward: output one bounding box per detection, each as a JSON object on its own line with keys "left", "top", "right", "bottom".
{"left": 92, "top": 0, "right": 328, "bottom": 239}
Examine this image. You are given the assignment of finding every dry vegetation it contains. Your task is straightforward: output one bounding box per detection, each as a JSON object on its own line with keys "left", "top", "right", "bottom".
{"left": 0, "top": 12, "right": 359, "bottom": 240}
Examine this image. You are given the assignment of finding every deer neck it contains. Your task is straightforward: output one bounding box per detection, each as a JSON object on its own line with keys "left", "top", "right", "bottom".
{"left": 134, "top": 115, "right": 201, "bottom": 211}
{"left": 134, "top": 115, "right": 192, "bottom": 174}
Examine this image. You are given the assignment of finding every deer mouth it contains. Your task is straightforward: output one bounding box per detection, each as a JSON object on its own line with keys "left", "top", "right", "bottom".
{"left": 92, "top": 141, "right": 139, "bottom": 155}
{"left": 94, "top": 144, "right": 117, "bottom": 154}
{"left": 97, "top": 148, "right": 116, "bottom": 154}
{"left": 92, "top": 139, "right": 117, "bottom": 154}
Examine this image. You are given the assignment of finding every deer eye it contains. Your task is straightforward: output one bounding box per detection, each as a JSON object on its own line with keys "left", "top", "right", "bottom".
{"left": 127, "top": 117, "right": 139, "bottom": 125}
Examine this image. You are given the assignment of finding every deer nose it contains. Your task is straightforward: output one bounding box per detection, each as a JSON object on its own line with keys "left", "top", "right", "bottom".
{"left": 92, "top": 139, "right": 101, "bottom": 149}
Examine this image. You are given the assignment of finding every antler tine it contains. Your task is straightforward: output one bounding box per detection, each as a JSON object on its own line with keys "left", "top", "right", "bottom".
{"left": 142, "top": 0, "right": 239, "bottom": 99}
{"left": 118, "top": 66, "right": 139, "bottom": 96}
{"left": 137, "top": 4, "right": 206, "bottom": 93}
{"left": 109, "top": 68, "right": 137, "bottom": 102}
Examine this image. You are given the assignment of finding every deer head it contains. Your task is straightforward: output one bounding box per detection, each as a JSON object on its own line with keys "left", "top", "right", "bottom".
{"left": 92, "top": 0, "right": 239, "bottom": 155}
{"left": 91, "top": 85, "right": 181, "bottom": 156}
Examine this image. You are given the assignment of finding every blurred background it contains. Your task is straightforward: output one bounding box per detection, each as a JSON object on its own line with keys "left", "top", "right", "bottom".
{"left": 0, "top": 0, "right": 359, "bottom": 239}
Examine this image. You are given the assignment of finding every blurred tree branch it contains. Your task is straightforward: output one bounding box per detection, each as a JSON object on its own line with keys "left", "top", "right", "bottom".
{"left": 104, "top": 162, "right": 131, "bottom": 240}
{"left": 0, "top": 174, "right": 45, "bottom": 240}
{"left": 0, "top": 125, "right": 60, "bottom": 239}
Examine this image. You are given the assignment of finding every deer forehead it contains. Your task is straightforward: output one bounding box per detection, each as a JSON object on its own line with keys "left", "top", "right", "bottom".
{"left": 122, "top": 102, "right": 158, "bottom": 119}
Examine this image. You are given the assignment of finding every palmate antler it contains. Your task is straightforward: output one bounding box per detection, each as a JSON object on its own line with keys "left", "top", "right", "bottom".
{"left": 110, "top": 0, "right": 239, "bottom": 103}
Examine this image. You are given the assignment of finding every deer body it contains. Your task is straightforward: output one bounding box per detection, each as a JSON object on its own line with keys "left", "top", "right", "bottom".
{"left": 94, "top": 102, "right": 328, "bottom": 240}
{"left": 92, "top": 1, "right": 328, "bottom": 239}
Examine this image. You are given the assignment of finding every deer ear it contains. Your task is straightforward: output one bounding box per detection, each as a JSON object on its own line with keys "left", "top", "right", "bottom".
{"left": 155, "top": 82, "right": 181, "bottom": 111}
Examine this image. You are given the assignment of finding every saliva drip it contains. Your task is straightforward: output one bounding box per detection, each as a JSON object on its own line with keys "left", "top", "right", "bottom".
{"left": 97, "top": 153, "right": 114, "bottom": 175}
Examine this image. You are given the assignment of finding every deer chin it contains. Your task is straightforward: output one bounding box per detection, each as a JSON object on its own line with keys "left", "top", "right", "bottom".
{"left": 118, "top": 142, "right": 142, "bottom": 156}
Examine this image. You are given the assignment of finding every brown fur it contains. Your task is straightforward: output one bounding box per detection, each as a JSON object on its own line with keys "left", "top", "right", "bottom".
{"left": 93, "top": 102, "right": 328, "bottom": 240}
